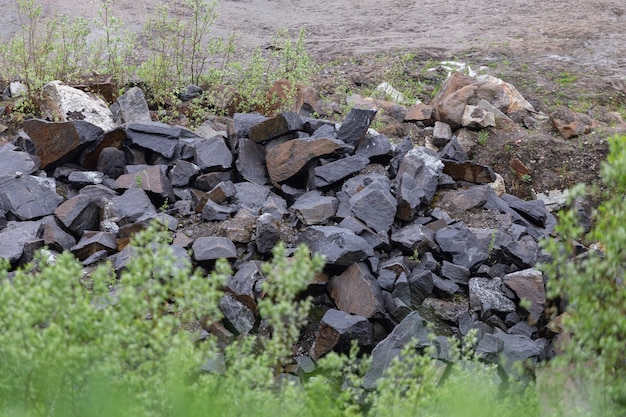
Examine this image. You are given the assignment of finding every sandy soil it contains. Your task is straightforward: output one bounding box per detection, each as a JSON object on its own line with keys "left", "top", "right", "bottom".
{"left": 1, "top": 0, "right": 625, "bottom": 82}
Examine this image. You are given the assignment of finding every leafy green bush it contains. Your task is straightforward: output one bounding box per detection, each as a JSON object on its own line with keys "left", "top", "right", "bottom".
{"left": 0, "top": 221, "right": 227, "bottom": 415}
{"left": 541, "top": 134, "right": 626, "bottom": 416}
{"left": 0, "top": 216, "right": 545, "bottom": 417}
{"left": 0, "top": 0, "right": 91, "bottom": 89}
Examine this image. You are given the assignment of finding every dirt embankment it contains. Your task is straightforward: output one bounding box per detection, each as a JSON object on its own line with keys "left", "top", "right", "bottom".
{"left": 1, "top": 0, "right": 625, "bottom": 196}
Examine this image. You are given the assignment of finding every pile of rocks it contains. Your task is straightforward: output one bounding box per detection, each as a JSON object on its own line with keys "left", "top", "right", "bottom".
{"left": 0, "top": 75, "right": 558, "bottom": 386}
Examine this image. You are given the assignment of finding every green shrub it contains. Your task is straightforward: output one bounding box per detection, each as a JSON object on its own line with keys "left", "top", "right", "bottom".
{"left": 0, "top": 221, "right": 228, "bottom": 415}
{"left": 215, "top": 28, "right": 315, "bottom": 113}
{"left": 541, "top": 134, "right": 626, "bottom": 415}
{"left": 136, "top": 0, "right": 227, "bottom": 103}
{"left": 0, "top": 0, "right": 92, "bottom": 91}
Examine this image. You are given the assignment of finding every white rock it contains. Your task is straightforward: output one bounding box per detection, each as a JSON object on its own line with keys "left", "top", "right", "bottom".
{"left": 40, "top": 81, "right": 116, "bottom": 132}
{"left": 536, "top": 189, "right": 570, "bottom": 212}
{"left": 462, "top": 105, "right": 496, "bottom": 129}
{"left": 9, "top": 81, "right": 27, "bottom": 97}
{"left": 489, "top": 173, "right": 506, "bottom": 196}
{"left": 376, "top": 82, "right": 405, "bottom": 104}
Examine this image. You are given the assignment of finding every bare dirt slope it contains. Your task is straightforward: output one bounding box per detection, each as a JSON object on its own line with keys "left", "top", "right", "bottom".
{"left": 2, "top": 0, "right": 625, "bottom": 80}
{"left": 2, "top": 0, "right": 626, "bottom": 199}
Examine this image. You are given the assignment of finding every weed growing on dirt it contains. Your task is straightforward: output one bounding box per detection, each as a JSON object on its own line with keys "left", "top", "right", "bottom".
{"left": 478, "top": 129, "right": 489, "bottom": 145}
{"left": 555, "top": 71, "right": 579, "bottom": 86}
{"left": 136, "top": 0, "right": 224, "bottom": 104}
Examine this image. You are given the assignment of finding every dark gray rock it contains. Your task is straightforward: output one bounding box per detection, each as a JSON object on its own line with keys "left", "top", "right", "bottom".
{"left": 292, "top": 192, "right": 338, "bottom": 225}
{"left": 256, "top": 213, "right": 280, "bottom": 254}
{"left": 0, "top": 143, "right": 40, "bottom": 176}
{"left": 0, "top": 220, "right": 43, "bottom": 264}
{"left": 194, "top": 171, "right": 234, "bottom": 192}
{"left": 355, "top": 133, "right": 392, "bottom": 164}
{"left": 483, "top": 191, "right": 556, "bottom": 241}
{"left": 362, "top": 311, "right": 430, "bottom": 390}
{"left": 67, "top": 171, "right": 105, "bottom": 187}
{"left": 503, "top": 234, "right": 539, "bottom": 269}
{"left": 193, "top": 137, "right": 233, "bottom": 171}
{"left": 201, "top": 200, "right": 236, "bottom": 221}
{"left": 226, "top": 260, "right": 265, "bottom": 310}
{"left": 475, "top": 333, "right": 504, "bottom": 363}
{"left": 54, "top": 194, "right": 100, "bottom": 236}
{"left": 70, "top": 231, "right": 117, "bottom": 261}
{"left": 297, "top": 226, "right": 374, "bottom": 267}
{"left": 97, "top": 147, "right": 126, "bottom": 179}
{"left": 111, "top": 188, "right": 157, "bottom": 223}
{"left": 383, "top": 291, "right": 412, "bottom": 323}
{"left": 394, "top": 173, "right": 423, "bottom": 222}
{"left": 328, "top": 262, "right": 385, "bottom": 318}
{"left": 435, "top": 222, "right": 489, "bottom": 271}
{"left": 313, "top": 309, "right": 372, "bottom": 359}
{"left": 469, "top": 277, "right": 516, "bottom": 313}
{"left": 508, "top": 321, "right": 537, "bottom": 337}
{"left": 415, "top": 251, "right": 440, "bottom": 272}
{"left": 78, "top": 184, "right": 118, "bottom": 204}
{"left": 232, "top": 113, "right": 267, "bottom": 140}
{"left": 248, "top": 111, "right": 303, "bottom": 143}
{"left": 234, "top": 182, "right": 271, "bottom": 212}
{"left": 219, "top": 294, "right": 255, "bottom": 335}
{"left": 341, "top": 173, "right": 391, "bottom": 198}
{"left": 114, "top": 165, "right": 175, "bottom": 202}
{"left": 168, "top": 160, "right": 200, "bottom": 187}
{"left": 41, "top": 216, "right": 77, "bottom": 251}
{"left": 179, "top": 84, "right": 203, "bottom": 102}
{"left": 407, "top": 269, "right": 435, "bottom": 306}
{"left": 80, "top": 127, "right": 127, "bottom": 170}
{"left": 439, "top": 136, "right": 468, "bottom": 162}
{"left": 0, "top": 175, "right": 63, "bottom": 220}
{"left": 314, "top": 155, "right": 370, "bottom": 189}
{"left": 116, "top": 87, "right": 151, "bottom": 124}
{"left": 337, "top": 108, "right": 377, "bottom": 146}
{"left": 236, "top": 138, "right": 269, "bottom": 185}
{"left": 348, "top": 182, "right": 396, "bottom": 234}
{"left": 494, "top": 330, "right": 545, "bottom": 374}
{"left": 501, "top": 193, "right": 548, "bottom": 228}
{"left": 440, "top": 261, "right": 470, "bottom": 285}
{"left": 432, "top": 275, "right": 460, "bottom": 298}
{"left": 192, "top": 237, "right": 237, "bottom": 261}
{"left": 338, "top": 216, "right": 388, "bottom": 250}
{"left": 395, "top": 147, "right": 443, "bottom": 220}
{"left": 391, "top": 223, "right": 439, "bottom": 255}
{"left": 389, "top": 136, "right": 413, "bottom": 177}
{"left": 126, "top": 122, "right": 182, "bottom": 159}
{"left": 432, "top": 121, "right": 453, "bottom": 147}
{"left": 503, "top": 268, "right": 546, "bottom": 324}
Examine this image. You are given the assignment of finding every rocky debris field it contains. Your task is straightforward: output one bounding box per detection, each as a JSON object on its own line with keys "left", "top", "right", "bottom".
{"left": 3, "top": 67, "right": 618, "bottom": 384}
